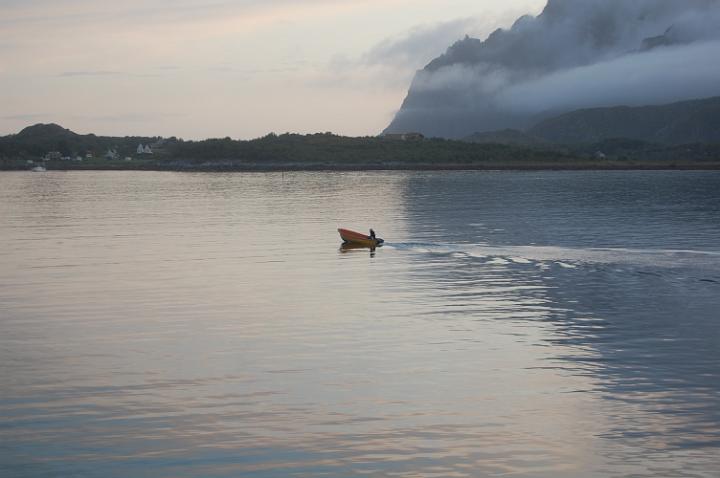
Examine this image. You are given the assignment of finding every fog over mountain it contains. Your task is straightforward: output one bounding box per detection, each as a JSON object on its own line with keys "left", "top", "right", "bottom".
{"left": 385, "top": 0, "right": 720, "bottom": 138}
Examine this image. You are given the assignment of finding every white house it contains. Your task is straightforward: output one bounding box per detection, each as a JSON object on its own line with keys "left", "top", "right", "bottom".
{"left": 137, "top": 143, "right": 153, "bottom": 155}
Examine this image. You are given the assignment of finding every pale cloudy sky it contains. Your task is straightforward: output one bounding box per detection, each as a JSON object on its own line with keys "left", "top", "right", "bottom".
{"left": 0, "top": 0, "right": 544, "bottom": 139}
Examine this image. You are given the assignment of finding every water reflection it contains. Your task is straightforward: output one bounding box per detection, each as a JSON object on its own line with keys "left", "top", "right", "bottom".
{"left": 1, "top": 171, "right": 719, "bottom": 477}
{"left": 400, "top": 171, "right": 720, "bottom": 473}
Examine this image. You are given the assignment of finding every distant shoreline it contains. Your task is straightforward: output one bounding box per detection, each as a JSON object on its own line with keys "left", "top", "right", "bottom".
{"left": 4, "top": 123, "right": 720, "bottom": 172}
{"left": 3, "top": 158, "right": 720, "bottom": 172}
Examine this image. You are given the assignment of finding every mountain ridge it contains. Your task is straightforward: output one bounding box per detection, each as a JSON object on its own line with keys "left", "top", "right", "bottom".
{"left": 528, "top": 96, "right": 720, "bottom": 145}
{"left": 385, "top": 0, "right": 720, "bottom": 139}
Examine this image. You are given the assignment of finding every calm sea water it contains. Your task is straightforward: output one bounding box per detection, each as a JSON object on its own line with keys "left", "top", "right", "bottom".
{"left": 1, "top": 171, "right": 719, "bottom": 477}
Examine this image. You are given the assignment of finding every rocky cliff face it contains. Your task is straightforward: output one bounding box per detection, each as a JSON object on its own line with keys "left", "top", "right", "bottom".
{"left": 385, "top": 0, "right": 720, "bottom": 138}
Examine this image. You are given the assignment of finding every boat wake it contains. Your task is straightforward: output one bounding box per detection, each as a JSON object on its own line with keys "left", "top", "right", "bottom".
{"left": 385, "top": 242, "right": 720, "bottom": 278}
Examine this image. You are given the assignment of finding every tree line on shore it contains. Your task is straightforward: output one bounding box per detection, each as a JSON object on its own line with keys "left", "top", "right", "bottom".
{"left": 1, "top": 123, "right": 719, "bottom": 170}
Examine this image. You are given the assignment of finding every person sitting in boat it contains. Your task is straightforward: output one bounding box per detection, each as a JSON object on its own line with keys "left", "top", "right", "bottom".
{"left": 369, "top": 229, "right": 376, "bottom": 240}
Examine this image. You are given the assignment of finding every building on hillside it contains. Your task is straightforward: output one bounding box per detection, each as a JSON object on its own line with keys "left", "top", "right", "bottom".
{"left": 105, "top": 149, "right": 119, "bottom": 160}
{"left": 137, "top": 143, "right": 153, "bottom": 154}
{"left": 44, "top": 151, "right": 62, "bottom": 160}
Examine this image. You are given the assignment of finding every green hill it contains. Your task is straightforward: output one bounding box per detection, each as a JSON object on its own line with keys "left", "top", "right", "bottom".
{"left": 0, "top": 123, "right": 162, "bottom": 159}
{"left": 15, "top": 123, "right": 79, "bottom": 141}
{"left": 529, "top": 97, "right": 720, "bottom": 145}
{"left": 463, "top": 129, "right": 547, "bottom": 147}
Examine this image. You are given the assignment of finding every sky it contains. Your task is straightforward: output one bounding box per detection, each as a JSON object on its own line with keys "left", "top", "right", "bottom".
{"left": 0, "top": 0, "right": 545, "bottom": 139}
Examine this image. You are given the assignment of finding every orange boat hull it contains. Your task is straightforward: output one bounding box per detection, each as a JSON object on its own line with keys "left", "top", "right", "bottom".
{"left": 338, "top": 228, "right": 384, "bottom": 247}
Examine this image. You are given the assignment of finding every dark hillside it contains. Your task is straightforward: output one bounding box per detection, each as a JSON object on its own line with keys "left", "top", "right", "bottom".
{"left": 529, "top": 97, "right": 720, "bottom": 145}
{"left": 0, "top": 123, "right": 163, "bottom": 159}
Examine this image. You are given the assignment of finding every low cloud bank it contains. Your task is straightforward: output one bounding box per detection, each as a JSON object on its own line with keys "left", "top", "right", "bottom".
{"left": 386, "top": 0, "right": 720, "bottom": 138}
{"left": 500, "top": 40, "right": 720, "bottom": 116}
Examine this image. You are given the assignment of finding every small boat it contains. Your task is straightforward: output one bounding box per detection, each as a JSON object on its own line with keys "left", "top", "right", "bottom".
{"left": 338, "top": 228, "right": 384, "bottom": 247}
{"left": 31, "top": 165, "right": 47, "bottom": 172}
